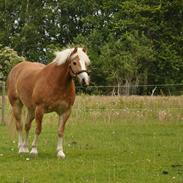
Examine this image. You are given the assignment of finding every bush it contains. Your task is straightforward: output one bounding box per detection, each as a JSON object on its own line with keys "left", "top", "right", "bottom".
{"left": 0, "top": 46, "right": 24, "bottom": 80}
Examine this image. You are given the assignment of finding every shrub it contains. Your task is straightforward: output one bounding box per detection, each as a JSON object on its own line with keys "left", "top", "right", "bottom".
{"left": 0, "top": 45, "right": 24, "bottom": 80}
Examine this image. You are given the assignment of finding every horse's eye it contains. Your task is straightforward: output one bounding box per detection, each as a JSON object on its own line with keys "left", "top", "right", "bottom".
{"left": 73, "top": 62, "right": 77, "bottom": 65}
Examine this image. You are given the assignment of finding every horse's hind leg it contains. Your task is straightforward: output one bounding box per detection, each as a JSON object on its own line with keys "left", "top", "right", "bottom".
{"left": 30, "top": 105, "right": 44, "bottom": 155}
{"left": 11, "top": 100, "right": 24, "bottom": 153}
{"left": 24, "top": 109, "right": 35, "bottom": 153}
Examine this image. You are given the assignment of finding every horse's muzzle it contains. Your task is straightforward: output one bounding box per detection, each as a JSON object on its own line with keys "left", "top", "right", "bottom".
{"left": 78, "top": 71, "right": 89, "bottom": 86}
{"left": 82, "top": 78, "right": 89, "bottom": 86}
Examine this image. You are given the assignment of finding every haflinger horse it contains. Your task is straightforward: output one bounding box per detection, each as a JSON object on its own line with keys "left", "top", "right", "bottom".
{"left": 7, "top": 47, "right": 90, "bottom": 158}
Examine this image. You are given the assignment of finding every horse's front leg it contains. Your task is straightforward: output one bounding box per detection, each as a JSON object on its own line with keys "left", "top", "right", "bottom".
{"left": 57, "top": 109, "right": 71, "bottom": 158}
{"left": 30, "top": 105, "right": 44, "bottom": 155}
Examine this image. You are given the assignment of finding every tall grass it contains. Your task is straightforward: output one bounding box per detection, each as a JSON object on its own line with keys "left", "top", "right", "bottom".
{"left": 2, "top": 95, "right": 183, "bottom": 124}
{"left": 71, "top": 95, "right": 183, "bottom": 123}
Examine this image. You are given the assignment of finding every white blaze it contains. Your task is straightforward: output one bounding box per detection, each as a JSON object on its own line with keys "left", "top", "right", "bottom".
{"left": 77, "top": 48, "right": 90, "bottom": 85}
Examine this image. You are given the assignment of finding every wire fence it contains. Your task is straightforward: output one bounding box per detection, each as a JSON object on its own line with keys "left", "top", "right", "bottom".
{"left": 78, "top": 84, "right": 183, "bottom": 88}
{"left": 76, "top": 83, "right": 183, "bottom": 96}
{"left": 72, "top": 107, "right": 183, "bottom": 112}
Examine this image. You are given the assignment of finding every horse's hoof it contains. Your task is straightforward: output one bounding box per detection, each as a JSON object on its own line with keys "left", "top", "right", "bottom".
{"left": 30, "top": 147, "right": 38, "bottom": 156}
{"left": 57, "top": 151, "right": 65, "bottom": 159}
{"left": 23, "top": 147, "right": 29, "bottom": 153}
{"left": 18, "top": 147, "right": 25, "bottom": 154}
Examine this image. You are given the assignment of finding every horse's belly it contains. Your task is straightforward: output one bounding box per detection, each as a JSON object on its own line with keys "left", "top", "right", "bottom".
{"left": 44, "top": 100, "right": 72, "bottom": 114}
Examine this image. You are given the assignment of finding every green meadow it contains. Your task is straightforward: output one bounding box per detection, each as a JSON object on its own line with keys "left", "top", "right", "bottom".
{"left": 0, "top": 95, "right": 183, "bottom": 183}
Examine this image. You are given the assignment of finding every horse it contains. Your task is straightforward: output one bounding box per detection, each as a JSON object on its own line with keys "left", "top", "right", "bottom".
{"left": 7, "top": 47, "right": 90, "bottom": 158}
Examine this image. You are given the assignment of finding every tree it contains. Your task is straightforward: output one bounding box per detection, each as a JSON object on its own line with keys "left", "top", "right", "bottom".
{"left": 0, "top": 0, "right": 182, "bottom": 94}
{"left": 98, "top": 31, "right": 154, "bottom": 95}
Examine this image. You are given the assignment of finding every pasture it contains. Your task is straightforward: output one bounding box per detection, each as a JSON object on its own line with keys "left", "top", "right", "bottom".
{"left": 0, "top": 95, "right": 183, "bottom": 183}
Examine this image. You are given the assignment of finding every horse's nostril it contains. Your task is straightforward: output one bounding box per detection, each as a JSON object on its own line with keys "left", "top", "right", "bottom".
{"left": 82, "top": 78, "right": 88, "bottom": 86}
{"left": 82, "top": 78, "right": 85, "bottom": 84}
{"left": 81, "top": 78, "right": 89, "bottom": 86}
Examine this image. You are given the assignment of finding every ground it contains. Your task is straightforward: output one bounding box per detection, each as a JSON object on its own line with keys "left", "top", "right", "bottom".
{"left": 0, "top": 95, "right": 182, "bottom": 183}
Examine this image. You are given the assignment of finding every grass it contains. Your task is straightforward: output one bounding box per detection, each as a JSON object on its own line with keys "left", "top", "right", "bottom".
{"left": 0, "top": 95, "right": 183, "bottom": 183}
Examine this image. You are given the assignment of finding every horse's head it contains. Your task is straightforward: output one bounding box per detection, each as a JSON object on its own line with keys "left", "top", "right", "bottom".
{"left": 68, "top": 47, "right": 90, "bottom": 86}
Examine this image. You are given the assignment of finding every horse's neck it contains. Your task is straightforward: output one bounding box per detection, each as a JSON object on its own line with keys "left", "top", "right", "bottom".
{"left": 45, "top": 62, "right": 74, "bottom": 89}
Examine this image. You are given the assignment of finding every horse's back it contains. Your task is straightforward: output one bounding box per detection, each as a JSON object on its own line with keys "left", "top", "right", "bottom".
{"left": 7, "top": 61, "right": 45, "bottom": 107}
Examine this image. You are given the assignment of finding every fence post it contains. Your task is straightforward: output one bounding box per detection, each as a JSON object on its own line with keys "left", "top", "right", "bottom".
{"left": 1, "top": 81, "right": 6, "bottom": 125}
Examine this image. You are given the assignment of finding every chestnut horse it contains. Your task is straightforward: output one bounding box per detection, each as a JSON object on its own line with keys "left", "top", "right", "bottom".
{"left": 7, "top": 47, "right": 90, "bottom": 158}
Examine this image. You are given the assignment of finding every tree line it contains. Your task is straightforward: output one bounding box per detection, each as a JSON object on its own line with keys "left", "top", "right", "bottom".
{"left": 0, "top": 0, "right": 182, "bottom": 95}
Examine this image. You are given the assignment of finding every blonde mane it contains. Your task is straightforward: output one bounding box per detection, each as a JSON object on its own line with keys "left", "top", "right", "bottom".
{"left": 53, "top": 48, "right": 90, "bottom": 66}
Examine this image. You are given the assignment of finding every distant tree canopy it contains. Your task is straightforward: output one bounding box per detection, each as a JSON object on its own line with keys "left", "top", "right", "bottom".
{"left": 0, "top": 0, "right": 182, "bottom": 94}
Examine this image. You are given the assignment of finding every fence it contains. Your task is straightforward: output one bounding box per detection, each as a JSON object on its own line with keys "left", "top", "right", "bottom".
{"left": 0, "top": 81, "right": 6, "bottom": 125}
{"left": 76, "top": 83, "right": 183, "bottom": 96}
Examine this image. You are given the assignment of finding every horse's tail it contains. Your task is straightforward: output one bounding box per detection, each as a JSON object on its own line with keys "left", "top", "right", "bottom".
{"left": 6, "top": 65, "right": 18, "bottom": 138}
{"left": 6, "top": 107, "right": 17, "bottom": 138}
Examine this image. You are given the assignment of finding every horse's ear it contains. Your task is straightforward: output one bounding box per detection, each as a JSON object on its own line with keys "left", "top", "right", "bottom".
{"left": 82, "top": 48, "right": 87, "bottom": 53}
{"left": 71, "top": 47, "right": 77, "bottom": 56}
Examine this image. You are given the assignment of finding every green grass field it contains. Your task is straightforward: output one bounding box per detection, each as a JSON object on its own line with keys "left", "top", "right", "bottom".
{"left": 0, "top": 95, "right": 183, "bottom": 183}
